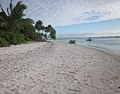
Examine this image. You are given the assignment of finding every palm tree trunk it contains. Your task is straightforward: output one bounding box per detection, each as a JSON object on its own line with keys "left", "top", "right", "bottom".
{"left": 44, "top": 34, "right": 50, "bottom": 41}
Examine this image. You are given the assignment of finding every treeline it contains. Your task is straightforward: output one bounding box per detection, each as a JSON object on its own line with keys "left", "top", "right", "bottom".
{"left": 0, "top": 0, "right": 56, "bottom": 47}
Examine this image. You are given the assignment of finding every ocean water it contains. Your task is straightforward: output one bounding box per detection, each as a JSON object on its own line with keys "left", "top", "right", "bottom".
{"left": 57, "top": 37, "right": 120, "bottom": 55}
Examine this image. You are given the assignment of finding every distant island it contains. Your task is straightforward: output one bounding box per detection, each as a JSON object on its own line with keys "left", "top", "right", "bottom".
{"left": 57, "top": 36, "right": 120, "bottom": 40}
{"left": 99, "top": 36, "right": 120, "bottom": 38}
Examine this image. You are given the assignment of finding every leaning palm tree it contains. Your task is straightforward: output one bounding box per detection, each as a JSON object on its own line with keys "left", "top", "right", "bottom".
{"left": 35, "top": 20, "right": 56, "bottom": 41}
{"left": 44, "top": 24, "right": 56, "bottom": 40}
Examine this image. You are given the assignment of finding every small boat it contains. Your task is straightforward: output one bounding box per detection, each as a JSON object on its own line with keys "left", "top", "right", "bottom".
{"left": 69, "top": 40, "right": 76, "bottom": 44}
{"left": 86, "top": 37, "right": 92, "bottom": 41}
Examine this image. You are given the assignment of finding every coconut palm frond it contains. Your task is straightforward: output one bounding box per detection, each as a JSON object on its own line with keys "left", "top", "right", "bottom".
{"left": 7, "top": 8, "right": 10, "bottom": 16}
{"left": 18, "top": 18, "right": 34, "bottom": 28}
{"left": 0, "top": 5, "right": 8, "bottom": 21}
{"left": 12, "top": 1, "right": 27, "bottom": 19}
{"left": 9, "top": 0, "right": 13, "bottom": 13}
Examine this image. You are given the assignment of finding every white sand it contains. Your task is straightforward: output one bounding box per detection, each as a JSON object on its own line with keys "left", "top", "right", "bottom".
{"left": 0, "top": 41, "right": 120, "bottom": 94}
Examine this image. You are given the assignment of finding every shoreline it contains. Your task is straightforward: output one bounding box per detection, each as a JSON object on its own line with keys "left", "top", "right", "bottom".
{"left": 56, "top": 37, "right": 120, "bottom": 56}
{"left": 74, "top": 43, "right": 120, "bottom": 62}
{"left": 83, "top": 44, "right": 120, "bottom": 57}
{"left": 0, "top": 41, "right": 120, "bottom": 94}
{"left": 57, "top": 40, "right": 120, "bottom": 60}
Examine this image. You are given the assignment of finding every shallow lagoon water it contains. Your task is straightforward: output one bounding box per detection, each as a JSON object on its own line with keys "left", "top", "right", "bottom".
{"left": 57, "top": 37, "right": 120, "bottom": 55}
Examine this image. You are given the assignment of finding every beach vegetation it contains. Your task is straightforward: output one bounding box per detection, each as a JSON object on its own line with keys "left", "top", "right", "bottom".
{"left": 0, "top": 0, "right": 56, "bottom": 47}
{"left": 35, "top": 20, "right": 56, "bottom": 41}
{"left": 0, "top": 36, "right": 8, "bottom": 47}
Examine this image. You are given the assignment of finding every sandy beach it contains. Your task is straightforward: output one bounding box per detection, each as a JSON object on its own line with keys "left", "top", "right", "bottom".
{"left": 0, "top": 41, "right": 120, "bottom": 94}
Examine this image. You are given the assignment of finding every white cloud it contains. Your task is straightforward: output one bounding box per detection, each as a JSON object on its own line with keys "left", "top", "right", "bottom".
{"left": 0, "top": 0, "right": 120, "bottom": 26}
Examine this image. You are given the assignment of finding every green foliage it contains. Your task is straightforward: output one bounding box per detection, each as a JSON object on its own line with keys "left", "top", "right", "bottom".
{"left": 0, "top": 31, "right": 26, "bottom": 45}
{"left": 36, "top": 32, "right": 43, "bottom": 41}
{"left": 35, "top": 21, "right": 56, "bottom": 41}
{"left": 12, "top": 31, "right": 26, "bottom": 45}
{"left": 0, "top": 31, "right": 13, "bottom": 44}
{"left": 35, "top": 20, "right": 44, "bottom": 31}
{"left": 0, "top": 0, "right": 27, "bottom": 31}
{"left": 0, "top": 0, "right": 39, "bottom": 47}
{"left": 44, "top": 24, "right": 56, "bottom": 40}
{"left": 0, "top": 0, "right": 57, "bottom": 47}
{"left": 50, "top": 29, "right": 56, "bottom": 39}
{"left": 0, "top": 37, "right": 8, "bottom": 47}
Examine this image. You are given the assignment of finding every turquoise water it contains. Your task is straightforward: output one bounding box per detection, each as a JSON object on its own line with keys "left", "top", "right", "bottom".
{"left": 57, "top": 37, "right": 120, "bottom": 54}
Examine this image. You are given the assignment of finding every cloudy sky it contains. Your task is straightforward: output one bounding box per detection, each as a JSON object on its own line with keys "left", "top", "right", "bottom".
{"left": 0, "top": 0, "right": 120, "bottom": 37}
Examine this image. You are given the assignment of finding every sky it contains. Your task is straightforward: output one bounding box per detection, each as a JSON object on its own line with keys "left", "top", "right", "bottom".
{"left": 0, "top": 0, "right": 120, "bottom": 37}
{"left": 55, "top": 18, "right": 120, "bottom": 37}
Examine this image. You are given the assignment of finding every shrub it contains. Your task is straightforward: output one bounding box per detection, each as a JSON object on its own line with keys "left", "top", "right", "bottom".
{"left": 0, "top": 37, "right": 8, "bottom": 47}
{"left": 0, "top": 31, "right": 26, "bottom": 45}
{"left": 12, "top": 31, "right": 26, "bottom": 45}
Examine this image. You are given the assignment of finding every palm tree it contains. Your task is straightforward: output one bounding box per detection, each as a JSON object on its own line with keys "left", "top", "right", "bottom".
{"left": 35, "top": 20, "right": 45, "bottom": 41}
{"left": 35, "top": 21, "right": 56, "bottom": 41}
{"left": 0, "top": 4, "right": 9, "bottom": 30}
{"left": 0, "top": 0, "right": 32, "bottom": 31}
{"left": 44, "top": 24, "right": 56, "bottom": 40}
{"left": 35, "top": 20, "right": 43, "bottom": 31}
